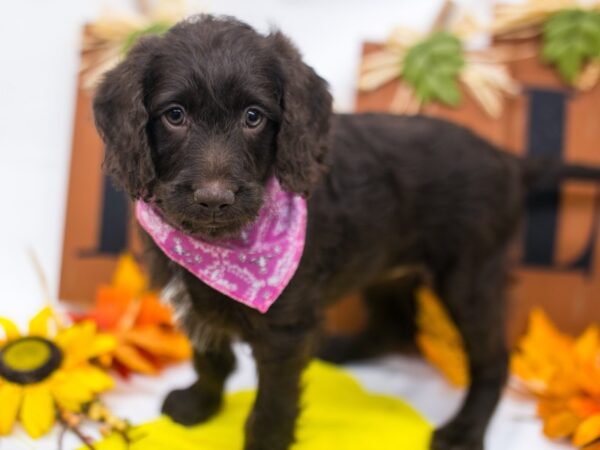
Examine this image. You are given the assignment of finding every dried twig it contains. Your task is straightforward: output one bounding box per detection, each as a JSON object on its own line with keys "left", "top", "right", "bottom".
{"left": 57, "top": 409, "right": 96, "bottom": 450}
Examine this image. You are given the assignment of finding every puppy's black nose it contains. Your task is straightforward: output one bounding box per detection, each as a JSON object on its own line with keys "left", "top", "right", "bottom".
{"left": 193, "top": 184, "right": 235, "bottom": 211}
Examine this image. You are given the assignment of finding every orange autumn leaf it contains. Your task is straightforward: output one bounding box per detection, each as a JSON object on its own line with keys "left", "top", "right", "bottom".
{"left": 73, "top": 254, "right": 192, "bottom": 376}
{"left": 124, "top": 326, "right": 192, "bottom": 361}
{"left": 135, "top": 293, "right": 174, "bottom": 327}
{"left": 569, "top": 396, "right": 600, "bottom": 418}
{"left": 511, "top": 309, "right": 575, "bottom": 391}
{"left": 538, "top": 398, "right": 568, "bottom": 420}
{"left": 415, "top": 287, "right": 469, "bottom": 388}
{"left": 114, "top": 344, "right": 157, "bottom": 375}
{"left": 543, "top": 410, "right": 581, "bottom": 440}
{"left": 512, "top": 308, "right": 600, "bottom": 448}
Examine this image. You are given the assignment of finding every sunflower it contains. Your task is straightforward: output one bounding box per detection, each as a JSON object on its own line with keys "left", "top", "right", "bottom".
{"left": 0, "top": 307, "right": 116, "bottom": 438}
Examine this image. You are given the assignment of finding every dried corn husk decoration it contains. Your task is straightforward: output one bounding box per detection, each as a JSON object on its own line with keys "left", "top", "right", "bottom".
{"left": 358, "top": 28, "right": 520, "bottom": 118}
{"left": 493, "top": 0, "right": 600, "bottom": 90}
{"left": 81, "top": 0, "right": 202, "bottom": 91}
{"left": 358, "top": 3, "right": 520, "bottom": 118}
{"left": 493, "top": 0, "right": 600, "bottom": 38}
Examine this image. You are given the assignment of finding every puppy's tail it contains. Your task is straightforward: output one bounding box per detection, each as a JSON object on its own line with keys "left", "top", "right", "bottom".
{"left": 521, "top": 156, "right": 600, "bottom": 190}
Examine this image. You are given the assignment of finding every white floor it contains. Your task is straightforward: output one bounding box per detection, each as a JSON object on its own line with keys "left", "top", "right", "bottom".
{"left": 0, "top": 343, "right": 570, "bottom": 450}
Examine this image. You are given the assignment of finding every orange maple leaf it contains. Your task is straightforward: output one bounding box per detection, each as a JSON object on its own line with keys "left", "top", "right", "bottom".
{"left": 512, "top": 308, "right": 600, "bottom": 448}
{"left": 73, "top": 254, "right": 192, "bottom": 376}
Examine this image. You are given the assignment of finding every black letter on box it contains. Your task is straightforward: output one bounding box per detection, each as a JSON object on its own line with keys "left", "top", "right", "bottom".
{"left": 523, "top": 88, "right": 597, "bottom": 273}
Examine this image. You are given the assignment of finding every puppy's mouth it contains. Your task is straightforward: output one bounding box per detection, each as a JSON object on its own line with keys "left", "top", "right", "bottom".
{"left": 154, "top": 183, "right": 265, "bottom": 240}
{"left": 179, "top": 217, "right": 254, "bottom": 240}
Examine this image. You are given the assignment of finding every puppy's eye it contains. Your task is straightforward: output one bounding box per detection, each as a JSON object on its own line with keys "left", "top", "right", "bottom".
{"left": 164, "top": 107, "right": 186, "bottom": 126}
{"left": 243, "top": 107, "right": 264, "bottom": 129}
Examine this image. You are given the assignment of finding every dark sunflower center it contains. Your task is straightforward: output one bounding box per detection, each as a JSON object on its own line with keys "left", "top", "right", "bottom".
{"left": 0, "top": 336, "right": 63, "bottom": 384}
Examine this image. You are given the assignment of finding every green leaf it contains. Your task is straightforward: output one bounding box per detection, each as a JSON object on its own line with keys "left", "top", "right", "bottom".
{"left": 557, "top": 51, "right": 581, "bottom": 82}
{"left": 121, "top": 21, "right": 173, "bottom": 55}
{"left": 429, "top": 76, "right": 461, "bottom": 106}
{"left": 542, "top": 9, "right": 600, "bottom": 84}
{"left": 401, "top": 31, "right": 465, "bottom": 107}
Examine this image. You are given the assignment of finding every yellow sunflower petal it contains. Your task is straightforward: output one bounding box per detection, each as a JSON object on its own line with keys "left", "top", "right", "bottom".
{"left": 28, "top": 307, "right": 55, "bottom": 337}
{"left": 20, "top": 383, "right": 55, "bottom": 438}
{"left": 0, "top": 382, "right": 23, "bottom": 435}
{"left": 0, "top": 317, "right": 20, "bottom": 341}
{"left": 49, "top": 365, "right": 114, "bottom": 412}
{"left": 573, "top": 414, "right": 600, "bottom": 447}
{"left": 75, "top": 365, "right": 115, "bottom": 393}
{"left": 55, "top": 320, "right": 94, "bottom": 351}
{"left": 83, "top": 333, "right": 118, "bottom": 362}
{"left": 57, "top": 321, "right": 101, "bottom": 367}
{"left": 50, "top": 382, "right": 92, "bottom": 412}
{"left": 50, "top": 371, "right": 94, "bottom": 412}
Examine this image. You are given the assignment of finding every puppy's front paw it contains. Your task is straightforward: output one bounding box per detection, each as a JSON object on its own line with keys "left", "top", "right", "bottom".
{"left": 162, "top": 384, "right": 221, "bottom": 426}
{"left": 430, "top": 424, "right": 484, "bottom": 450}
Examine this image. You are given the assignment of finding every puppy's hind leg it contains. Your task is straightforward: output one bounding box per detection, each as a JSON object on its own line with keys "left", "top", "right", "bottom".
{"left": 430, "top": 251, "right": 509, "bottom": 450}
{"left": 162, "top": 338, "right": 235, "bottom": 425}
{"left": 318, "top": 274, "right": 420, "bottom": 364}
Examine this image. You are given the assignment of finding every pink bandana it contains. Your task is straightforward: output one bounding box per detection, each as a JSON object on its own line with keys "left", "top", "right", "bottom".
{"left": 136, "top": 178, "right": 307, "bottom": 313}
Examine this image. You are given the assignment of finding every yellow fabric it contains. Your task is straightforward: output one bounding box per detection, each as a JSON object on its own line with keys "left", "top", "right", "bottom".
{"left": 89, "top": 361, "right": 432, "bottom": 450}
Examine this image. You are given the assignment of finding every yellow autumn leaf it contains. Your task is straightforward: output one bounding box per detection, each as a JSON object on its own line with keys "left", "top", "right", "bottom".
{"left": 573, "top": 414, "right": 600, "bottom": 447}
{"left": 415, "top": 287, "right": 469, "bottom": 387}
{"left": 112, "top": 253, "right": 147, "bottom": 294}
{"left": 543, "top": 410, "right": 580, "bottom": 440}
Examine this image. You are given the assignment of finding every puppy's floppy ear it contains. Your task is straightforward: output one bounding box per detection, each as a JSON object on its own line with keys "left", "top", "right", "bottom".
{"left": 93, "top": 36, "right": 159, "bottom": 200}
{"left": 268, "top": 32, "right": 333, "bottom": 197}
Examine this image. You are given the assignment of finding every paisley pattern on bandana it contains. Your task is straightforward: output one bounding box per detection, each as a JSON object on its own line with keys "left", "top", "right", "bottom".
{"left": 136, "top": 178, "right": 307, "bottom": 313}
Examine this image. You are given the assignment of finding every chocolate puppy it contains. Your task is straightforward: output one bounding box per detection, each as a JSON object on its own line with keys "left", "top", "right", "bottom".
{"left": 93, "top": 14, "right": 600, "bottom": 450}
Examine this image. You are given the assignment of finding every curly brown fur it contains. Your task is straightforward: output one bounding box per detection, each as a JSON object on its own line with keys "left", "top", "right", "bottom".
{"left": 93, "top": 15, "right": 600, "bottom": 450}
